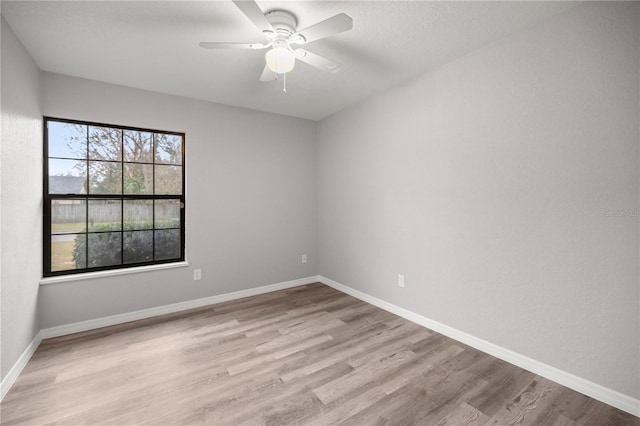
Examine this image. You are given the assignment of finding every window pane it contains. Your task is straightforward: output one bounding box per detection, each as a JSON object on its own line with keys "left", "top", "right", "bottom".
{"left": 155, "top": 229, "right": 180, "bottom": 260}
{"left": 155, "top": 199, "right": 181, "bottom": 229}
{"left": 48, "top": 159, "right": 87, "bottom": 194}
{"left": 52, "top": 200, "right": 86, "bottom": 234}
{"left": 89, "top": 126, "right": 122, "bottom": 161}
{"left": 123, "top": 231, "right": 153, "bottom": 264}
{"left": 52, "top": 233, "right": 86, "bottom": 271}
{"left": 155, "top": 134, "right": 182, "bottom": 165}
{"left": 88, "top": 199, "right": 121, "bottom": 232}
{"left": 155, "top": 165, "right": 182, "bottom": 195}
{"left": 89, "top": 161, "right": 122, "bottom": 194}
{"left": 45, "top": 118, "right": 185, "bottom": 277}
{"left": 123, "top": 163, "right": 153, "bottom": 194}
{"left": 124, "top": 130, "right": 153, "bottom": 163}
{"left": 87, "top": 232, "right": 122, "bottom": 267}
{"left": 48, "top": 122, "right": 87, "bottom": 159}
{"left": 123, "top": 200, "right": 153, "bottom": 230}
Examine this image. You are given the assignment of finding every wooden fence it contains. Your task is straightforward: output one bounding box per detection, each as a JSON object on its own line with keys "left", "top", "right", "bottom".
{"left": 52, "top": 201, "right": 179, "bottom": 223}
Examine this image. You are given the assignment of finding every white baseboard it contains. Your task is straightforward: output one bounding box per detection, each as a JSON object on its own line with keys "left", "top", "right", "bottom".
{"left": 318, "top": 275, "right": 640, "bottom": 418}
{"left": 1, "top": 332, "right": 43, "bottom": 401}
{"left": 42, "top": 276, "right": 318, "bottom": 339}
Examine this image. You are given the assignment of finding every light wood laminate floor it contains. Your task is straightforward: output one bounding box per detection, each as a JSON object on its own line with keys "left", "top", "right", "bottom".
{"left": 1, "top": 283, "right": 638, "bottom": 425}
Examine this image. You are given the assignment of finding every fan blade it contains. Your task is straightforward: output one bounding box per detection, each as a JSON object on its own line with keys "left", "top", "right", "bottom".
{"left": 232, "top": 0, "right": 274, "bottom": 35}
{"left": 295, "top": 49, "right": 340, "bottom": 72}
{"left": 260, "top": 65, "right": 277, "bottom": 82}
{"left": 292, "top": 13, "right": 353, "bottom": 44}
{"left": 199, "top": 42, "right": 268, "bottom": 50}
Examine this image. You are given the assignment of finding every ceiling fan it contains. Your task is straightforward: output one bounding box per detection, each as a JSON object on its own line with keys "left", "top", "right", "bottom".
{"left": 199, "top": 0, "right": 353, "bottom": 85}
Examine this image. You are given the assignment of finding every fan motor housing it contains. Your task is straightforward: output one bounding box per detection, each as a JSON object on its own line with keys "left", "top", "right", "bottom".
{"left": 265, "top": 10, "right": 297, "bottom": 37}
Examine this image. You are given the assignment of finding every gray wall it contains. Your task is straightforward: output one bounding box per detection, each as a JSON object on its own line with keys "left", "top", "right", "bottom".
{"left": 1, "top": 17, "right": 43, "bottom": 379}
{"left": 37, "top": 72, "right": 318, "bottom": 328}
{"left": 317, "top": 2, "right": 639, "bottom": 399}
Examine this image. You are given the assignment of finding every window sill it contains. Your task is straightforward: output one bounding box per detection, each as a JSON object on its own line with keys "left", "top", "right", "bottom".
{"left": 40, "top": 261, "right": 190, "bottom": 285}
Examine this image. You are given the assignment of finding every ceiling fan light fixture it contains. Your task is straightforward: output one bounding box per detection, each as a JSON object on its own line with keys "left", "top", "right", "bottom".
{"left": 265, "top": 46, "right": 295, "bottom": 74}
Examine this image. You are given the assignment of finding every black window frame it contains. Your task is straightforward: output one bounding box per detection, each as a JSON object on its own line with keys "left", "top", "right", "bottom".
{"left": 43, "top": 116, "right": 186, "bottom": 277}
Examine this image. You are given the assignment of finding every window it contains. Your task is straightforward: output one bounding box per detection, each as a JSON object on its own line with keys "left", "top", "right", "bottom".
{"left": 43, "top": 117, "right": 185, "bottom": 277}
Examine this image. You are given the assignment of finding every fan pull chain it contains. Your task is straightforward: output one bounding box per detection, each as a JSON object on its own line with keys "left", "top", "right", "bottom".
{"left": 283, "top": 72, "right": 287, "bottom": 93}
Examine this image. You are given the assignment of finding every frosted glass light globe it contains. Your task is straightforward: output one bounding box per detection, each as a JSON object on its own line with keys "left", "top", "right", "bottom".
{"left": 265, "top": 47, "right": 295, "bottom": 74}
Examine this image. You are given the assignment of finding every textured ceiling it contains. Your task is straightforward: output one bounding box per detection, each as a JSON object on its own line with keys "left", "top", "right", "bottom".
{"left": 1, "top": 1, "right": 579, "bottom": 120}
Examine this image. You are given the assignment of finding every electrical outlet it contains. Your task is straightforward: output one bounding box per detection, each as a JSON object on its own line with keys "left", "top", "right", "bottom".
{"left": 194, "top": 269, "right": 202, "bottom": 281}
{"left": 301, "top": 254, "right": 308, "bottom": 264}
{"left": 398, "top": 274, "right": 405, "bottom": 288}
